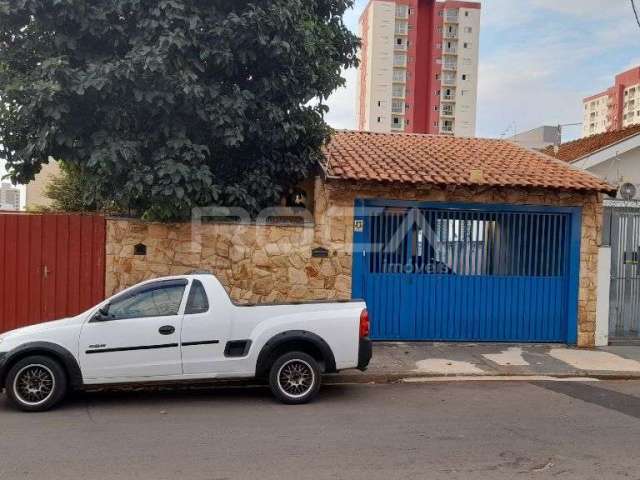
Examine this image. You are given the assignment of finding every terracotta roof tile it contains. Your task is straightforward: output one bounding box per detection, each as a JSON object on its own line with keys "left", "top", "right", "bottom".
{"left": 542, "top": 123, "right": 640, "bottom": 162}
{"left": 322, "top": 130, "right": 616, "bottom": 195}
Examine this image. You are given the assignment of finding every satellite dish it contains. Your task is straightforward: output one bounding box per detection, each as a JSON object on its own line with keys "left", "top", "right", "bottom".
{"left": 620, "top": 182, "right": 637, "bottom": 201}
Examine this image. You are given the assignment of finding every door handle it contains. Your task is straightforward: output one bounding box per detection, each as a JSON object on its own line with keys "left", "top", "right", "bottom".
{"left": 159, "top": 325, "right": 175, "bottom": 335}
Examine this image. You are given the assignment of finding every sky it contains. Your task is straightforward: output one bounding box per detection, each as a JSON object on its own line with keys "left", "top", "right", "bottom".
{"left": 2, "top": 0, "right": 639, "bottom": 181}
{"left": 325, "top": 0, "right": 640, "bottom": 141}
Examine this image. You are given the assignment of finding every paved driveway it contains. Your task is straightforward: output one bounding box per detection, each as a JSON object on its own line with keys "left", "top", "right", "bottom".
{"left": 2, "top": 381, "right": 640, "bottom": 479}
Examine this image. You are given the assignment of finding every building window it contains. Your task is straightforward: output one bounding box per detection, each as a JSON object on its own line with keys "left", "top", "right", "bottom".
{"left": 396, "top": 4, "right": 409, "bottom": 17}
{"left": 392, "top": 84, "right": 405, "bottom": 97}
{"left": 462, "top": 74, "right": 467, "bottom": 80}
{"left": 464, "top": 27, "right": 472, "bottom": 33}
{"left": 463, "top": 42, "right": 469, "bottom": 48}
{"left": 377, "top": 117, "right": 381, "bottom": 123}
{"left": 435, "top": 106, "right": 439, "bottom": 111}
{"left": 393, "top": 69, "right": 406, "bottom": 82}
{"left": 435, "top": 73, "right": 440, "bottom": 80}
{"left": 393, "top": 53, "right": 407, "bottom": 66}
{"left": 395, "top": 22, "right": 408, "bottom": 35}
{"left": 465, "top": 11, "right": 469, "bottom": 16}
{"left": 436, "top": 90, "right": 441, "bottom": 96}
{"left": 392, "top": 99, "right": 404, "bottom": 113}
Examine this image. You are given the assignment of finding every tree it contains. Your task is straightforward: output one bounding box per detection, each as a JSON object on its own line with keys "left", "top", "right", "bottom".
{"left": 0, "top": 0, "right": 359, "bottom": 220}
{"left": 43, "top": 161, "right": 101, "bottom": 212}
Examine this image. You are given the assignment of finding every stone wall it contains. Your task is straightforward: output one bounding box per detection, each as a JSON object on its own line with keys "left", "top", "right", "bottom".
{"left": 106, "top": 221, "right": 352, "bottom": 305}
{"left": 106, "top": 176, "right": 603, "bottom": 347}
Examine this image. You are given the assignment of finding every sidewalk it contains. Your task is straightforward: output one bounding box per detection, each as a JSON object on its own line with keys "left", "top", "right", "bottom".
{"left": 331, "top": 342, "right": 640, "bottom": 384}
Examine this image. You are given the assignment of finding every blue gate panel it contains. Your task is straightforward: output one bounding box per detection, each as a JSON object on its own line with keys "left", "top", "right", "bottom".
{"left": 354, "top": 202, "right": 579, "bottom": 343}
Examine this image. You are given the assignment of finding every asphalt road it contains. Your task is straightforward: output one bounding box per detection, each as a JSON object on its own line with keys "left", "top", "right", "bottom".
{"left": 2, "top": 380, "right": 640, "bottom": 480}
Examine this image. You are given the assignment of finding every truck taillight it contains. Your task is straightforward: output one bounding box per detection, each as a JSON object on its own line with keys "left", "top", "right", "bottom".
{"left": 359, "top": 309, "right": 370, "bottom": 338}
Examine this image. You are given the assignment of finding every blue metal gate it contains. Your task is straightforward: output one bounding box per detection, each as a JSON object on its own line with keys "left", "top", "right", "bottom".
{"left": 352, "top": 201, "right": 582, "bottom": 343}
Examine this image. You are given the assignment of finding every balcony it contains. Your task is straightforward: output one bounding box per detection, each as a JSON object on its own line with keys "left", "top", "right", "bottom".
{"left": 395, "top": 22, "right": 409, "bottom": 35}
{"left": 441, "top": 108, "right": 455, "bottom": 118}
{"left": 393, "top": 70, "right": 407, "bottom": 83}
{"left": 442, "top": 63, "right": 457, "bottom": 72}
{"left": 391, "top": 118, "right": 405, "bottom": 130}
{"left": 394, "top": 42, "right": 408, "bottom": 52}
{"left": 441, "top": 77, "right": 456, "bottom": 86}
{"left": 444, "top": 10, "right": 459, "bottom": 23}
{"left": 441, "top": 125, "right": 454, "bottom": 134}
{"left": 395, "top": 6, "right": 409, "bottom": 19}
{"left": 444, "top": 31, "right": 458, "bottom": 39}
{"left": 393, "top": 55, "right": 407, "bottom": 67}
{"left": 443, "top": 47, "right": 457, "bottom": 55}
{"left": 392, "top": 87, "right": 406, "bottom": 98}
{"left": 391, "top": 101, "right": 405, "bottom": 114}
{"left": 442, "top": 94, "right": 456, "bottom": 102}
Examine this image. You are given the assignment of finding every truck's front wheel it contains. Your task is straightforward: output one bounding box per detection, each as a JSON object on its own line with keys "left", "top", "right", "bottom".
{"left": 4, "top": 355, "right": 68, "bottom": 412}
{"left": 269, "top": 352, "right": 321, "bottom": 405}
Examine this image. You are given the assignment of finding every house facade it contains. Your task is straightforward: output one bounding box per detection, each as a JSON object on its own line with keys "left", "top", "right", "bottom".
{"left": 545, "top": 124, "right": 640, "bottom": 343}
{"left": 105, "top": 131, "right": 614, "bottom": 347}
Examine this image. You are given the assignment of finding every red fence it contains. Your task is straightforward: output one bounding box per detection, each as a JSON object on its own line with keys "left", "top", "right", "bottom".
{"left": 0, "top": 213, "right": 106, "bottom": 333}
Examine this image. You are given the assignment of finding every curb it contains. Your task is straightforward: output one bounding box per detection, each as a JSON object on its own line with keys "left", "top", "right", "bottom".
{"left": 326, "top": 370, "right": 640, "bottom": 384}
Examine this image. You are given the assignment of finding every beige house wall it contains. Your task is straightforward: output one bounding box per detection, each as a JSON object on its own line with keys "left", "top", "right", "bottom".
{"left": 25, "top": 161, "right": 61, "bottom": 209}
{"left": 106, "top": 177, "right": 602, "bottom": 347}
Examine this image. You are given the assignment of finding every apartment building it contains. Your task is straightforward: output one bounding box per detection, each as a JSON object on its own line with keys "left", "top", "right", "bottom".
{"left": 0, "top": 182, "right": 21, "bottom": 211}
{"left": 583, "top": 66, "right": 640, "bottom": 137}
{"left": 356, "top": 0, "right": 481, "bottom": 137}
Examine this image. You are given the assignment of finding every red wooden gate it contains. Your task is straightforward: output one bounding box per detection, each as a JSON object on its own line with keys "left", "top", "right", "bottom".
{"left": 0, "top": 213, "right": 106, "bottom": 333}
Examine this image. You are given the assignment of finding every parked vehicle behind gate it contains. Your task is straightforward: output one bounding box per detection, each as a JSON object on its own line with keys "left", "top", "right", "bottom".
{"left": 0, "top": 273, "right": 371, "bottom": 411}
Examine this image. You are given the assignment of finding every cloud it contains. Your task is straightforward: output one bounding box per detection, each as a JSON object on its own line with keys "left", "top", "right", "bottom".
{"left": 324, "top": 68, "right": 358, "bottom": 130}
{"left": 531, "top": 0, "right": 630, "bottom": 17}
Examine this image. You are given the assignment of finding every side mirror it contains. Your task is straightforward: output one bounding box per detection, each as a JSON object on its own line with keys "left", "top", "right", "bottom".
{"left": 92, "top": 306, "right": 111, "bottom": 322}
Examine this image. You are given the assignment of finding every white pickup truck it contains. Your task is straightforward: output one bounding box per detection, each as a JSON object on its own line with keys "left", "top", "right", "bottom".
{"left": 0, "top": 273, "right": 371, "bottom": 411}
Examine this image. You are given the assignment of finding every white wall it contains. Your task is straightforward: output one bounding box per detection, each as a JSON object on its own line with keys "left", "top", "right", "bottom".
{"left": 451, "top": 7, "right": 480, "bottom": 138}
{"left": 595, "top": 247, "right": 611, "bottom": 346}
{"left": 581, "top": 146, "right": 640, "bottom": 191}
{"left": 359, "top": 1, "right": 395, "bottom": 132}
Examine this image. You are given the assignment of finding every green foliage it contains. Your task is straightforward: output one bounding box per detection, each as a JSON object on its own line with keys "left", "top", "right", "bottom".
{"left": 0, "top": 0, "right": 359, "bottom": 220}
{"left": 43, "top": 161, "right": 101, "bottom": 213}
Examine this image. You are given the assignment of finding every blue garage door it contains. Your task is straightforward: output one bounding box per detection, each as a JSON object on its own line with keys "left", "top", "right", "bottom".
{"left": 352, "top": 201, "right": 582, "bottom": 343}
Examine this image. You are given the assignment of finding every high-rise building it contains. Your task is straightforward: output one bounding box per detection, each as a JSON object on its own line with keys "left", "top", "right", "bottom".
{"left": 582, "top": 66, "right": 640, "bottom": 138}
{"left": 0, "top": 182, "right": 20, "bottom": 211}
{"left": 356, "top": 0, "right": 481, "bottom": 137}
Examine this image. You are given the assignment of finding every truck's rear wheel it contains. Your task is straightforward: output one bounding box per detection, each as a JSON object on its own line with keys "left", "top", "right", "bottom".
{"left": 4, "top": 355, "right": 68, "bottom": 412}
{"left": 269, "top": 351, "right": 321, "bottom": 405}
